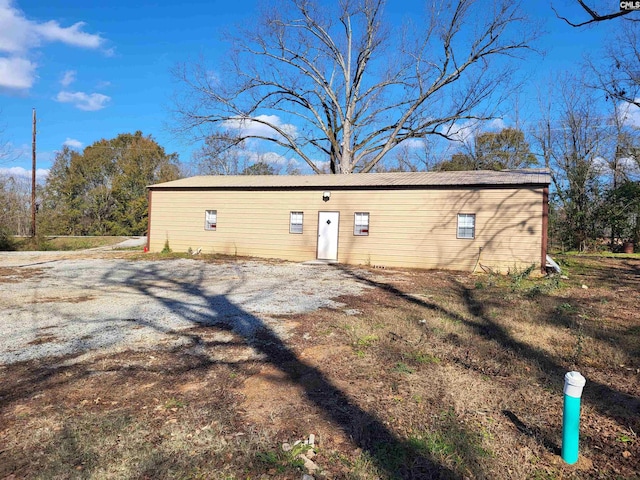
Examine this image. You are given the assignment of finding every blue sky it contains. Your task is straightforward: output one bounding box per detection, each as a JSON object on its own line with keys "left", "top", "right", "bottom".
{"left": 0, "top": 0, "right": 620, "bottom": 177}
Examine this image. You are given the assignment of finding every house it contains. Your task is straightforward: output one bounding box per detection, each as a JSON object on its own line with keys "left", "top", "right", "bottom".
{"left": 147, "top": 169, "right": 550, "bottom": 272}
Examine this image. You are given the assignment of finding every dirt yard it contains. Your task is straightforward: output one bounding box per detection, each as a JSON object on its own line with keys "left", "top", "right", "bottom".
{"left": 0, "top": 251, "right": 638, "bottom": 479}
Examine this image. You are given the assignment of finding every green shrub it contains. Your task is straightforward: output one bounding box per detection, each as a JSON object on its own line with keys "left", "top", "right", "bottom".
{"left": 161, "top": 238, "right": 172, "bottom": 254}
{"left": 0, "top": 227, "right": 14, "bottom": 251}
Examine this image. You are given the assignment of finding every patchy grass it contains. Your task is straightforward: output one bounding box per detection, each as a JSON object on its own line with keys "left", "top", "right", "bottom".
{"left": 557, "top": 250, "right": 640, "bottom": 260}
{"left": 131, "top": 251, "right": 281, "bottom": 264}
{"left": 9, "top": 236, "right": 131, "bottom": 251}
{"left": 0, "top": 255, "right": 638, "bottom": 479}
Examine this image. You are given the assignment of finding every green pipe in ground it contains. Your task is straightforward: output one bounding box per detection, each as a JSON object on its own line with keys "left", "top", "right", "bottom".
{"left": 562, "top": 371, "right": 586, "bottom": 465}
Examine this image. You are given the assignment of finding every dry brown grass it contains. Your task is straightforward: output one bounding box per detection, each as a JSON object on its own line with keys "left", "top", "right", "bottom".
{"left": 0, "top": 255, "right": 638, "bottom": 479}
{"left": 0, "top": 266, "right": 45, "bottom": 283}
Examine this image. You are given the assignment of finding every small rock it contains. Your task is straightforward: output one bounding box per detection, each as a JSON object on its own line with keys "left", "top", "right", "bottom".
{"left": 298, "top": 454, "right": 319, "bottom": 473}
{"left": 561, "top": 275, "right": 569, "bottom": 280}
{"left": 308, "top": 434, "right": 315, "bottom": 446}
{"left": 623, "top": 450, "right": 632, "bottom": 458}
{"left": 581, "top": 284, "right": 588, "bottom": 289}
{"left": 282, "top": 442, "right": 292, "bottom": 452}
{"left": 302, "top": 475, "right": 315, "bottom": 480}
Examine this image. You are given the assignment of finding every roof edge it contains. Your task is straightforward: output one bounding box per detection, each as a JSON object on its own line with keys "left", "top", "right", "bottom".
{"left": 148, "top": 169, "right": 551, "bottom": 190}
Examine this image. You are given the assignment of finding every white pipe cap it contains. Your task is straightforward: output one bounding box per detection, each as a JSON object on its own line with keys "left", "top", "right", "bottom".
{"left": 564, "top": 371, "right": 586, "bottom": 398}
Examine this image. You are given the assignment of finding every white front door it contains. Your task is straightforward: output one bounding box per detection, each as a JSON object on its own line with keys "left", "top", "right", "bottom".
{"left": 317, "top": 211, "right": 339, "bottom": 260}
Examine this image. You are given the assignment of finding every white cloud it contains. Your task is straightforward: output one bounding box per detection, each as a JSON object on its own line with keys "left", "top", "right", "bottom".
{"left": 63, "top": 137, "right": 82, "bottom": 148}
{"left": 312, "top": 160, "right": 330, "bottom": 173}
{"left": 227, "top": 147, "right": 300, "bottom": 171}
{"left": 0, "top": 0, "right": 106, "bottom": 91}
{"left": 243, "top": 150, "right": 296, "bottom": 166}
{"left": 34, "top": 20, "right": 103, "bottom": 49}
{"left": 486, "top": 118, "right": 507, "bottom": 131}
{"left": 0, "top": 0, "right": 38, "bottom": 54}
{"left": 618, "top": 156, "right": 639, "bottom": 172}
{"left": 444, "top": 118, "right": 508, "bottom": 143}
{"left": 618, "top": 100, "right": 640, "bottom": 128}
{"left": 445, "top": 120, "right": 480, "bottom": 143}
{"left": 0, "top": 166, "right": 49, "bottom": 179}
{"left": 222, "top": 114, "right": 298, "bottom": 140}
{"left": 592, "top": 156, "right": 608, "bottom": 173}
{"left": 56, "top": 90, "right": 110, "bottom": 111}
{"left": 0, "top": 1, "right": 105, "bottom": 53}
{"left": 60, "top": 69, "right": 76, "bottom": 87}
{"left": 398, "top": 138, "right": 425, "bottom": 149}
{"left": 594, "top": 155, "right": 639, "bottom": 176}
{"left": 0, "top": 56, "right": 36, "bottom": 89}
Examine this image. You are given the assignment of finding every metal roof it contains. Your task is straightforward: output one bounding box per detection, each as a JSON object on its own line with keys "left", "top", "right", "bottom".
{"left": 148, "top": 169, "right": 551, "bottom": 189}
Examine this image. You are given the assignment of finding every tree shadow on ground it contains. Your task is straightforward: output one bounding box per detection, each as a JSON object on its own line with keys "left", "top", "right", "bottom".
{"left": 91, "top": 262, "right": 460, "bottom": 479}
{"left": 502, "top": 410, "right": 560, "bottom": 456}
{"left": 333, "top": 265, "right": 640, "bottom": 439}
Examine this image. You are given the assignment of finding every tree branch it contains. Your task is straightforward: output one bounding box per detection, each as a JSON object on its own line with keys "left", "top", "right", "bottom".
{"left": 552, "top": 1, "right": 635, "bottom": 27}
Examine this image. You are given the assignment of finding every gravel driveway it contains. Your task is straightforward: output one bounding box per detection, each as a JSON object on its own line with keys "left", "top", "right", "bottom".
{"left": 0, "top": 252, "right": 370, "bottom": 365}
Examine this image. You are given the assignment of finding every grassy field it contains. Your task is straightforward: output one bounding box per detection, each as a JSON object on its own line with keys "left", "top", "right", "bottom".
{"left": 0, "top": 255, "right": 638, "bottom": 479}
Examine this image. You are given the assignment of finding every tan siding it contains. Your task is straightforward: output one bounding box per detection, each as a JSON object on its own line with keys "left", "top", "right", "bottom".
{"left": 148, "top": 187, "right": 543, "bottom": 272}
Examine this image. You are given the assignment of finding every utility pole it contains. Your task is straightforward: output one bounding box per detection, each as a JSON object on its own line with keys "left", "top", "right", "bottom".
{"left": 31, "top": 108, "right": 36, "bottom": 238}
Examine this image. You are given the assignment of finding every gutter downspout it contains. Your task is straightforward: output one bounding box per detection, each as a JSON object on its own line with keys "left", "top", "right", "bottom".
{"left": 146, "top": 189, "right": 153, "bottom": 252}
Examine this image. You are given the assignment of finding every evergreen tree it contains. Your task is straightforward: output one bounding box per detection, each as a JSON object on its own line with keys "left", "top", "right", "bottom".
{"left": 41, "top": 132, "right": 180, "bottom": 236}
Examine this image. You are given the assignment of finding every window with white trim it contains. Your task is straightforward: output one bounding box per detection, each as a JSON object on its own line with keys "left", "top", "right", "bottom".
{"left": 354, "top": 212, "right": 370, "bottom": 236}
{"left": 457, "top": 213, "right": 475, "bottom": 239}
{"left": 290, "top": 211, "right": 303, "bottom": 234}
{"left": 205, "top": 210, "right": 217, "bottom": 231}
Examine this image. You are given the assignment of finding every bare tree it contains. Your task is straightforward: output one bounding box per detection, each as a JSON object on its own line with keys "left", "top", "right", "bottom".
{"left": 599, "top": 102, "right": 640, "bottom": 248}
{"left": 0, "top": 174, "right": 32, "bottom": 238}
{"left": 174, "top": 0, "right": 534, "bottom": 174}
{"left": 0, "top": 110, "right": 16, "bottom": 163}
{"left": 553, "top": 1, "right": 637, "bottom": 27}
{"left": 534, "top": 75, "right": 610, "bottom": 250}
{"left": 193, "top": 135, "right": 303, "bottom": 175}
{"left": 193, "top": 135, "right": 243, "bottom": 175}
{"left": 607, "top": 102, "right": 640, "bottom": 181}
{"left": 387, "top": 140, "right": 442, "bottom": 172}
{"left": 587, "top": 20, "right": 640, "bottom": 109}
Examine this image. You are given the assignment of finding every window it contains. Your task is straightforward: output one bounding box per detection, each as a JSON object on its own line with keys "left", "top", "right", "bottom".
{"left": 354, "top": 212, "right": 369, "bottom": 236}
{"left": 290, "top": 211, "right": 303, "bottom": 234}
{"left": 457, "top": 213, "right": 475, "bottom": 239}
{"left": 205, "top": 210, "right": 217, "bottom": 231}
